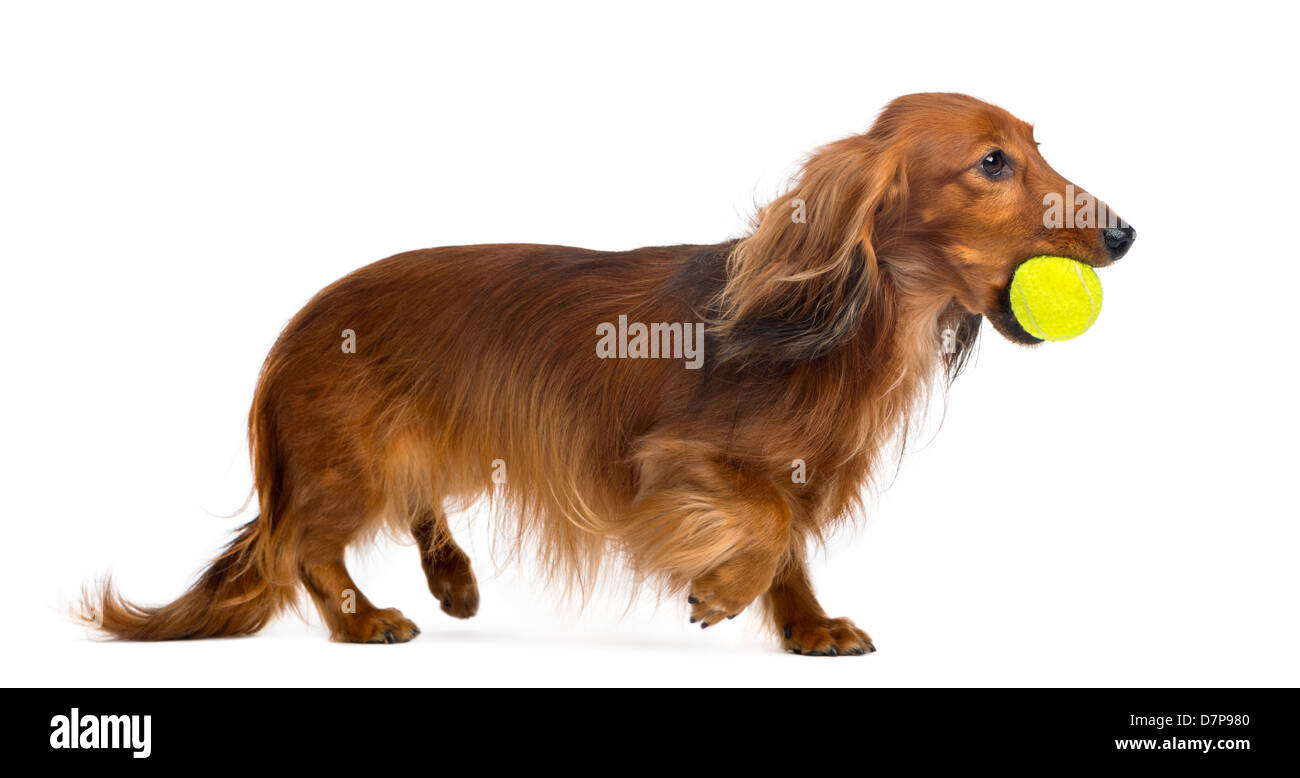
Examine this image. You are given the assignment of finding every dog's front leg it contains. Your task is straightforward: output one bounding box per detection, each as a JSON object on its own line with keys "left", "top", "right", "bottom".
{"left": 623, "top": 454, "right": 791, "bottom": 628}
{"left": 765, "top": 554, "right": 875, "bottom": 656}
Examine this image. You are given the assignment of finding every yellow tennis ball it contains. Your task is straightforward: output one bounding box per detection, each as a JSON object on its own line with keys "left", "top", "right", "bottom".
{"left": 1009, "top": 256, "right": 1103, "bottom": 341}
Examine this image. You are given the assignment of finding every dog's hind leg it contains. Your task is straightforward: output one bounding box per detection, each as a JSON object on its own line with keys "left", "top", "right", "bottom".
{"left": 292, "top": 484, "right": 421, "bottom": 643}
{"left": 297, "top": 533, "right": 421, "bottom": 644}
{"left": 412, "top": 508, "right": 479, "bottom": 619}
{"left": 301, "top": 549, "right": 421, "bottom": 644}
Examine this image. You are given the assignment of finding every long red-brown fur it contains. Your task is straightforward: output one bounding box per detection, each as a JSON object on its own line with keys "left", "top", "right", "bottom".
{"left": 81, "top": 93, "right": 1127, "bottom": 653}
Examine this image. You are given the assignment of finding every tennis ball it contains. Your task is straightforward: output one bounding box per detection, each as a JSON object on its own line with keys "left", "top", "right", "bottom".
{"left": 1009, "top": 256, "right": 1103, "bottom": 341}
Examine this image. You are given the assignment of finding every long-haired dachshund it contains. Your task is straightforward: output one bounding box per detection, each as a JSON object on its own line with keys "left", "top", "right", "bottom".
{"left": 84, "top": 93, "right": 1133, "bottom": 655}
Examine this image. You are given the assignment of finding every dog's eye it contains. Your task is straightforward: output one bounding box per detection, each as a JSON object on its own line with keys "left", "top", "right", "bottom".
{"left": 980, "top": 150, "right": 1008, "bottom": 178}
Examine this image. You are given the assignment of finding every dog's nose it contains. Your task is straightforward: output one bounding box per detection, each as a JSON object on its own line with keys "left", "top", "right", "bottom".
{"left": 1102, "top": 225, "right": 1136, "bottom": 260}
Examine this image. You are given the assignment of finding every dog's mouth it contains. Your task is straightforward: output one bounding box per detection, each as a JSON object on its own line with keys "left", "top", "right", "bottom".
{"left": 986, "top": 262, "right": 1044, "bottom": 345}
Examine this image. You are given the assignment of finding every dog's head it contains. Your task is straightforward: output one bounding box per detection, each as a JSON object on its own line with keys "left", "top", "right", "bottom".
{"left": 871, "top": 92, "right": 1135, "bottom": 344}
{"left": 715, "top": 92, "right": 1134, "bottom": 369}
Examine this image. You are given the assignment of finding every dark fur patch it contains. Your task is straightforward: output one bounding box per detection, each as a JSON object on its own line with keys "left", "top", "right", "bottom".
{"left": 712, "top": 247, "right": 874, "bottom": 368}
{"left": 943, "top": 312, "right": 983, "bottom": 381}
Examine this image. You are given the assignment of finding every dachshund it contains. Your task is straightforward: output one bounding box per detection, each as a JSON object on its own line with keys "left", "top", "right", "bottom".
{"left": 84, "top": 92, "right": 1134, "bottom": 655}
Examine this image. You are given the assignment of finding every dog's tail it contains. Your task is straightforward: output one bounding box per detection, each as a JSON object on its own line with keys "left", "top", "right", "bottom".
{"left": 80, "top": 389, "right": 296, "bottom": 640}
{"left": 80, "top": 514, "right": 295, "bottom": 640}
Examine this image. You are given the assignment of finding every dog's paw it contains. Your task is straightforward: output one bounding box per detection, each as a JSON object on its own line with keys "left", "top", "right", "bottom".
{"left": 686, "top": 582, "right": 754, "bottom": 629}
{"left": 430, "top": 579, "right": 479, "bottom": 620}
{"left": 423, "top": 546, "right": 479, "bottom": 619}
{"left": 687, "top": 553, "right": 780, "bottom": 629}
{"left": 782, "top": 616, "right": 874, "bottom": 656}
{"left": 333, "top": 607, "right": 421, "bottom": 644}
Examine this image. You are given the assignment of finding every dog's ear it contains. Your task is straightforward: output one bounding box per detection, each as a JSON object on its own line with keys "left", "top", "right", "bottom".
{"left": 713, "top": 136, "right": 907, "bottom": 367}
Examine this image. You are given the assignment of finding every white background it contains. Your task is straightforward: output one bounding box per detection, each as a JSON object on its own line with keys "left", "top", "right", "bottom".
{"left": 2, "top": 1, "right": 1297, "bottom": 687}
